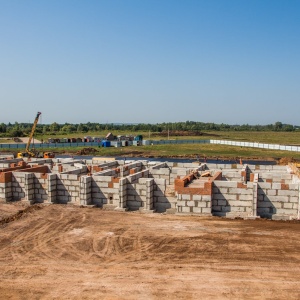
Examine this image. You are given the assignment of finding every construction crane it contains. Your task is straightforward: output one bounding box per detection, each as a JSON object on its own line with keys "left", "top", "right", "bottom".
{"left": 17, "top": 112, "right": 54, "bottom": 159}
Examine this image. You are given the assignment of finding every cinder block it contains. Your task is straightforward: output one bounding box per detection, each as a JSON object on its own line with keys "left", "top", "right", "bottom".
{"left": 196, "top": 201, "right": 207, "bottom": 208}
{"left": 278, "top": 190, "right": 298, "bottom": 197}
{"left": 289, "top": 197, "right": 299, "bottom": 203}
{"left": 201, "top": 207, "right": 211, "bottom": 214}
{"left": 218, "top": 199, "right": 227, "bottom": 206}
{"left": 212, "top": 204, "right": 222, "bottom": 212}
{"left": 178, "top": 194, "right": 189, "bottom": 201}
{"left": 181, "top": 206, "right": 191, "bottom": 213}
{"left": 192, "top": 207, "right": 202, "bottom": 213}
{"left": 283, "top": 203, "right": 293, "bottom": 209}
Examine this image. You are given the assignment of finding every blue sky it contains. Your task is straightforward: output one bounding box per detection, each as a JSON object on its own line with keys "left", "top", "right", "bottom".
{"left": 0, "top": 0, "right": 299, "bottom": 125}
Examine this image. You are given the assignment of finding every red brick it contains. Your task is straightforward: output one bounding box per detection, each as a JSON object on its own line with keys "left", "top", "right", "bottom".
{"left": 237, "top": 182, "right": 247, "bottom": 189}
{"left": 41, "top": 174, "right": 48, "bottom": 179}
{"left": 0, "top": 172, "right": 12, "bottom": 183}
{"left": 281, "top": 184, "right": 289, "bottom": 190}
{"left": 112, "top": 178, "right": 120, "bottom": 183}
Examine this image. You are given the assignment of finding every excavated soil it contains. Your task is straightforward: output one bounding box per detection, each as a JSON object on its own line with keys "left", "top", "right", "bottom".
{"left": 0, "top": 203, "right": 300, "bottom": 299}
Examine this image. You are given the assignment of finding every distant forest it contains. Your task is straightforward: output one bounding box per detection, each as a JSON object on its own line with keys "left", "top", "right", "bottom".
{"left": 0, "top": 121, "right": 298, "bottom": 137}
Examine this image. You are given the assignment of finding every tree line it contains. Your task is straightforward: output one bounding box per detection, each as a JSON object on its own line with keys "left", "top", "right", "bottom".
{"left": 0, "top": 121, "right": 298, "bottom": 137}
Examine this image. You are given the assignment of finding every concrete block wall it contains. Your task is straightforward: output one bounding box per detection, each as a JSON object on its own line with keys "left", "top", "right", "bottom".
{"left": 177, "top": 194, "right": 212, "bottom": 214}
{"left": 212, "top": 181, "right": 254, "bottom": 217}
{"left": 205, "top": 163, "right": 244, "bottom": 170}
{"left": 92, "top": 161, "right": 118, "bottom": 173}
{"left": 121, "top": 161, "right": 144, "bottom": 177}
{"left": 146, "top": 179, "right": 154, "bottom": 210}
{"left": 150, "top": 162, "right": 167, "bottom": 169}
{"left": 221, "top": 170, "right": 245, "bottom": 181}
{"left": 60, "top": 166, "right": 88, "bottom": 176}
{"left": 175, "top": 171, "right": 221, "bottom": 215}
{"left": 257, "top": 182, "right": 299, "bottom": 218}
{"left": 0, "top": 158, "right": 298, "bottom": 220}
{"left": 28, "top": 158, "right": 53, "bottom": 166}
{"left": 169, "top": 167, "right": 197, "bottom": 185}
{"left": 126, "top": 178, "right": 148, "bottom": 211}
{"left": 0, "top": 181, "right": 12, "bottom": 202}
{"left": 149, "top": 167, "right": 171, "bottom": 185}
{"left": 247, "top": 165, "right": 287, "bottom": 172}
{"left": 55, "top": 174, "right": 80, "bottom": 204}
{"left": 94, "top": 169, "right": 120, "bottom": 177}
{"left": 126, "top": 169, "right": 149, "bottom": 184}
{"left": 11, "top": 172, "right": 35, "bottom": 202}
{"left": 0, "top": 159, "right": 23, "bottom": 169}
{"left": 91, "top": 176, "right": 120, "bottom": 207}
{"left": 153, "top": 178, "right": 177, "bottom": 212}
{"left": 255, "top": 172, "right": 293, "bottom": 184}
{"left": 51, "top": 161, "right": 85, "bottom": 174}
{"left": 118, "top": 178, "right": 128, "bottom": 209}
{"left": 11, "top": 173, "right": 26, "bottom": 201}
{"left": 33, "top": 173, "right": 49, "bottom": 203}
{"left": 80, "top": 176, "right": 92, "bottom": 205}
{"left": 48, "top": 174, "right": 57, "bottom": 203}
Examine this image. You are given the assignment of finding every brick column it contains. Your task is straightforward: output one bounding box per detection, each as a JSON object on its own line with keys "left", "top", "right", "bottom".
{"left": 25, "top": 173, "right": 35, "bottom": 203}
{"left": 118, "top": 178, "right": 127, "bottom": 209}
{"left": 146, "top": 179, "right": 154, "bottom": 210}
{"left": 80, "top": 176, "right": 92, "bottom": 205}
{"left": 48, "top": 174, "right": 57, "bottom": 203}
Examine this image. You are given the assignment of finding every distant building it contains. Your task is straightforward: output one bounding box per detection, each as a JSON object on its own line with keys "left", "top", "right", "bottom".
{"left": 105, "top": 132, "right": 115, "bottom": 141}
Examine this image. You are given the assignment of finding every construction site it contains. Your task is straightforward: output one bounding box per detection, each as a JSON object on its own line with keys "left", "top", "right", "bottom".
{"left": 0, "top": 112, "right": 300, "bottom": 298}
{"left": 0, "top": 155, "right": 300, "bottom": 299}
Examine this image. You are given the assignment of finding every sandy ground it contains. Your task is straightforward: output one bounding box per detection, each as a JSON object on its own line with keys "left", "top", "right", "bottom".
{"left": 0, "top": 203, "right": 300, "bottom": 300}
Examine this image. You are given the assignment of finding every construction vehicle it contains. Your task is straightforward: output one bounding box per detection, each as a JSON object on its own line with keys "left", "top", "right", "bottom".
{"left": 17, "top": 112, "right": 55, "bottom": 159}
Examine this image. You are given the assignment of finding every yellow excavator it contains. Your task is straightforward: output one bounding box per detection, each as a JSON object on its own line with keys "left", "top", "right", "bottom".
{"left": 17, "top": 112, "right": 55, "bottom": 159}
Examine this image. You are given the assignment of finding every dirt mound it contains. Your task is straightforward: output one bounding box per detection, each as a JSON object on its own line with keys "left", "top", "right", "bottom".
{"left": 76, "top": 147, "right": 98, "bottom": 155}
{"left": 278, "top": 157, "right": 297, "bottom": 165}
{"left": 0, "top": 204, "right": 44, "bottom": 226}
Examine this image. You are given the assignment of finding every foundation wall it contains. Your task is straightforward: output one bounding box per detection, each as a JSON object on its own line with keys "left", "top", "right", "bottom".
{"left": 56, "top": 174, "right": 80, "bottom": 204}
{"left": 126, "top": 178, "right": 148, "bottom": 210}
{"left": 91, "top": 176, "right": 120, "bottom": 207}
{"left": 11, "top": 173, "right": 33, "bottom": 201}
{"left": 205, "top": 163, "right": 244, "bottom": 170}
{"left": 0, "top": 182, "right": 12, "bottom": 201}
{"left": 33, "top": 173, "right": 49, "bottom": 203}
{"left": 80, "top": 176, "right": 92, "bottom": 206}
{"left": 149, "top": 167, "right": 171, "bottom": 185}
{"left": 92, "top": 161, "right": 118, "bottom": 173}
{"left": 257, "top": 183, "right": 299, "bottom": 218}
{"left": 255, "top": 172, "right": 293, "bottom": 183}
{"left": 0, "top": 159, "right": 24, "bottom": 169}
{"left": 212, "top": 181, "right": 254, "bottom": 216}
{"left": 220, "top": 170, "right": 244, "bottom": 181}
{"left": 153, "top": 178, "right": 177, "bottom": 212}
{"left": 177, "top": 194, "right": 212, "bottom": 214}
{"left": 0, "top": 159, "right": 299, "bottom": 220}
